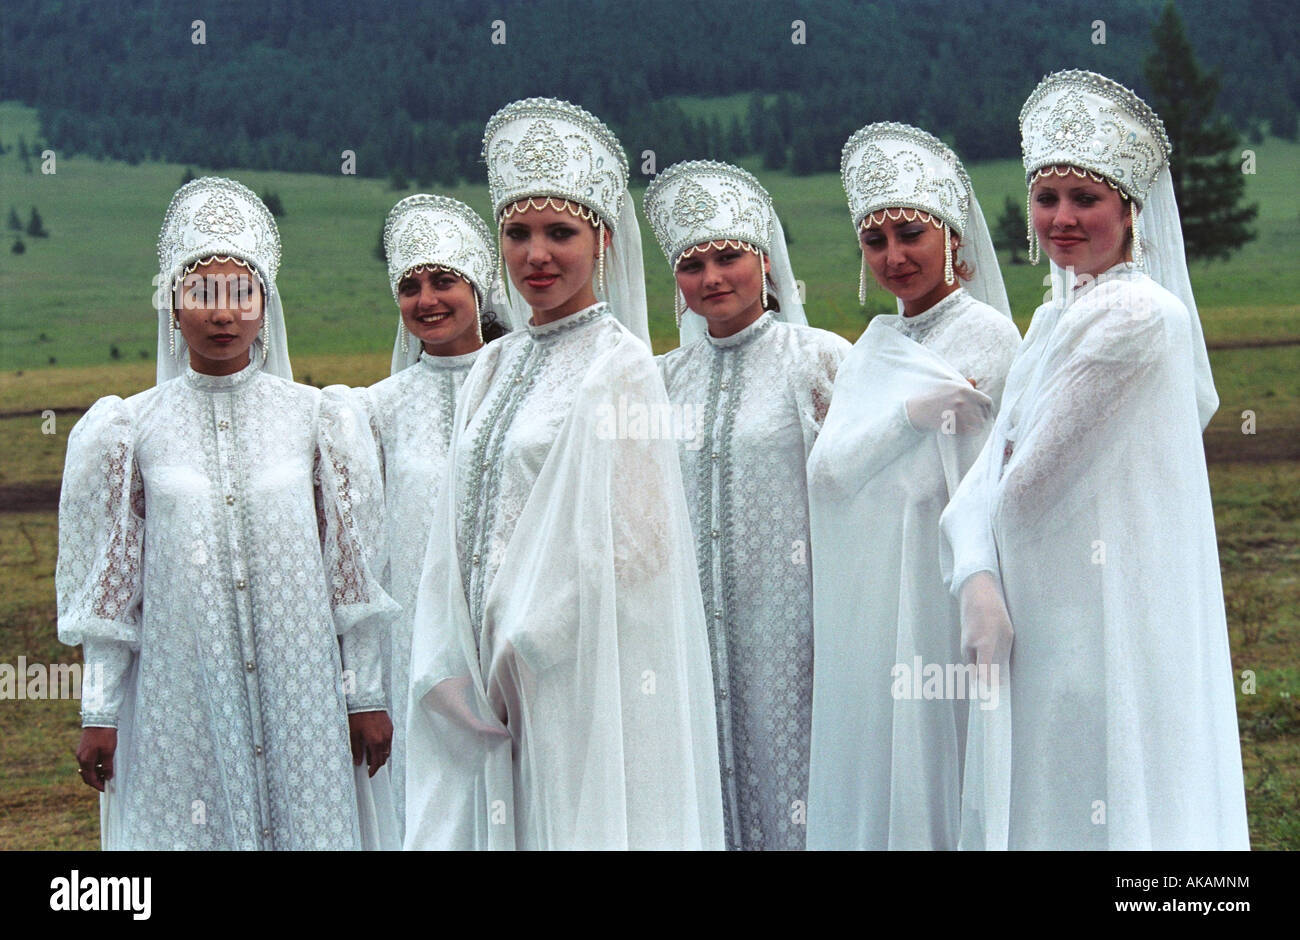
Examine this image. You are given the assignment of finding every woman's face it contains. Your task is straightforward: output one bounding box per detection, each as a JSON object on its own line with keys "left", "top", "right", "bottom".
{"left": 859, "top": 212, "right": 958, "bottom": 316}
{"left": 501, "top": 203, "right": 605, "bottom": 320}
{"left": 397, "top": 267, "right": 482, "bottom": 356}
{"left": 174, "top": 257, "right": 264, "bottom": 374}
{"left": 1030, "top": 167, "right": 1131, "bottom": 279}
{"left": 673, "top": 242, "right": 769, "bottom": 336}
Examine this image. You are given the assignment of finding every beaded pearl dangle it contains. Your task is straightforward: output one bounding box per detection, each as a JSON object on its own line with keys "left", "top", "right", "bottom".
{"left": 943, "top": 222, "right": 955, "bottom": 286}
{"left": 760, "top": 253, "right": 769, "bottom": 310}
{"left": 1130, "top": 201, "right": 1143, "bottom": 268}
{"left": 260, "top": 316, "right": 269, "bottom": 362}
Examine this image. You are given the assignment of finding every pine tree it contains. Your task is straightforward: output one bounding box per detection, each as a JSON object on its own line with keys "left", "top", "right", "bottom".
{"left": 26, "top": 206, "right": 48, "bottom": 238}
{"left": 180, "top": 167, "right": 196, "bottom": 186}
{"left": 260, "top": 190, "right": 286, "bottom": 218}
{"left": 6, "top": 207, "right": 21, "bottom": 231}
{"left": 994, "top": 196, "right": 1028, "bottom": 264}
{"left": 1143, "top": 1, "right": 1257, "bottom": 262}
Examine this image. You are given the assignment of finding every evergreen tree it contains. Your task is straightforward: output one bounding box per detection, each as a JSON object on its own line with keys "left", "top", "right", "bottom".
{"left": 260, "top": 190, "right": 286, "bottom": 218}
{"left": 26, "top": 206, "right": 48, "bottom": 238}
{"left": 7, "top": 207, "right": 21, "bottom": 231}
{"left": 994, "top": 195, "right": 1028, "bottom": 264}
{"left": 375, "top": 222, "right": 387, "bottom": 264}
{"left": 727, "top": 115, "right": 748, "bottom": 157}
{"left": 791, "top": 133, "right": 818, "bottom": 175}
{"left": 11, "top": 238, "right": 25, "bottom": 254}
{"left": 180, "top": 167, "right": 196, "bottom": 186}
{"left": 1143, "top": 0, "right": 1257, "bottom": 262}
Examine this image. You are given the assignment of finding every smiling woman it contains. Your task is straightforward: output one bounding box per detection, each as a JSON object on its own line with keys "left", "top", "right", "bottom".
{"left": 403, "top": 99, "right": 723, "bottom": 850}
{"left": 940, "top": 69, "right": 1248, "bottom": 849}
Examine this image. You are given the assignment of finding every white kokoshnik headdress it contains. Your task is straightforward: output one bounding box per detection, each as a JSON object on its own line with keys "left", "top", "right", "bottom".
{"left": 155, "top": 176, "right": 291, "bottom": 382}
{"left": 482, "top": 97, "right": 649, "bottom": 347}
{"left": 643, "top": 159, "right": 806, "bottom": 345}
{"left": 384, "top": 194, "right": 498, "bottom": 373}
{"left": 841, "top": 122, "right": 1009, "bottom": 316}
{"left": 1020, "top": 69, "right": 1172, "bottom": 268}
{"left": 1019, "top": 68, "right": 1216, "bottom": 428}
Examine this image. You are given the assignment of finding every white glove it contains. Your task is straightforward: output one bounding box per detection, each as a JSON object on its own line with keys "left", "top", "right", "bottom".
{"left": 905, "top": 383, "right": 992, "bottom": 434}
{"left": 958, "top": 570, "right": 1014, "bottom": 673}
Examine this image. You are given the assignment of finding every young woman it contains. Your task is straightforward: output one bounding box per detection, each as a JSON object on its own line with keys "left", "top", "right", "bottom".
{"left": 403, "top": 99, "right": 722, "bottom": 850}
{"left": 940, "top": 70, "right": 1249, "bottom": 848}
{"left": 352, "top": 193, "right": 506, "bottom": 841}
{"left": 644, "top": 160, "right": 849, "bottom": 850}
{"left": 58, "top": 177, "right": 396, "bottom": 849}
{"left": 805, "top": 123, "right": 1021, "bottom": 850}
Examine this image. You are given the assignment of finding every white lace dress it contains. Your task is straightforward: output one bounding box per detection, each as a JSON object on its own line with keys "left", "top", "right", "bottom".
{"left": 657, "top": 313, "right": 850, "bottom": 850}
{"left": 404, "top": 302, "right": 724, "bottom": 849}
{"left": 56, "top": 356, "right": 396, "bottom": 850}
{"left": 940, "top": 266, "right": 1249, "bottom": 848}
{"left": 805, "top": 288, "right": 1021, "bottom": 850}
{"left": 353, "top": 348, "right": 479, "bottom": 839}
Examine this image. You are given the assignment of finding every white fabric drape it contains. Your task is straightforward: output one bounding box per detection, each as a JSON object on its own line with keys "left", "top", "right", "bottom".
{"left": 806, "top": 290, "right": 1020, "bottom": 850}
{"left": 403, "top": 303, "right": 722, "bottom": 849}
{"left": 939, "top": 265, "right": 1249, "bottom": 849}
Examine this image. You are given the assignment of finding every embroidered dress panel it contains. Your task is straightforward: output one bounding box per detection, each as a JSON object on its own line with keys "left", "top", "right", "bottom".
{"left": 658, "top": 314, "right": 849, "bottom": 850}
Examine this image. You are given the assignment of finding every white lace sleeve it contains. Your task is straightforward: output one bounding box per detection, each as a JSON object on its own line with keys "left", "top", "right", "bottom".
{"left": 56, "top": 395, "right": 144, "bottom": 727}
{"left": 316, "top": 387, "right": 398, "bottom": 713}
{"left": 998, "top": 297, "right": 1166, "bottom": 535}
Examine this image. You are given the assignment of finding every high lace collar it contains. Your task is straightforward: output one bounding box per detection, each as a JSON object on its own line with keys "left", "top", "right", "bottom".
{"left": 183, "top": 353, "right": 263, "bottom": 391}
{"left": 706, "top": 311, "right": 774, "bottom": 349}
{"left": 419, "top": 346, "right": 482, "bottom": 372}
{"left": 895, "top": 287, "right": 967, "bottom": 333}
{"left": 526, "top": 302, "right": 610, "bottom": 343}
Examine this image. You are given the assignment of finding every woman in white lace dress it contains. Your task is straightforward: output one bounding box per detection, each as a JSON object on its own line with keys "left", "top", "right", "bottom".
{"left": 403, "top": 99, "right": 723, "bottom": 850}
{"left": 57, "top": 177, "right": 396, "bottom": 849}
{"left": 351, "top": 194, "right": 508, "bottom": 841}
{"left": 643, "top": 161, "right": 849, "bottom": 850}
{"left": 805, "top": 125, "right": 1020, "bottom": 850}
{"left": 939, "top": 71, "right": 1248, "bottom": 849}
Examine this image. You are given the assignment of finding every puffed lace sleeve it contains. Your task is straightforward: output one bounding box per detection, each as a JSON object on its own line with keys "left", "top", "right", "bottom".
{"left": 56, "top": 395, "right": 143, "bottom": 728}
{"left": 315, "top": 386, "right": 399, "bottom": 714}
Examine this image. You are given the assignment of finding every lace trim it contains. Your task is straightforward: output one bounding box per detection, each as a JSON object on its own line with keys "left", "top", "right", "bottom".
{"left": 526, "top": 302, "right": 609, "bottom": 342}
{"left": 183, "top": 354, "right": 263, "bottom": 391}
{"left": 858, "top": 207, "right": 945, "bottom": 232}
{"left": 418, "top": 348, "right": 481, "bottom": 372}
{"left": 707, "top": 312, "right": 774, "bottom": 349}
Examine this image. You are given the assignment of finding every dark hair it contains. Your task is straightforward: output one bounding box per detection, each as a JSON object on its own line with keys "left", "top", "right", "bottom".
{"left": 952, "top": 233, "right": 974, "bottom": 282}
{"left": 479, "top": 307, "right": 511, "bottom": 342}
{"left": 761, "top": 272, "right": 782, "bottom": 313}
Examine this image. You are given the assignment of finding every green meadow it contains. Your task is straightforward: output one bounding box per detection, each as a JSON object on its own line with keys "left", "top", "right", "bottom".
{"left": 0, "top": 99, "right": 1296, "bottom": 848}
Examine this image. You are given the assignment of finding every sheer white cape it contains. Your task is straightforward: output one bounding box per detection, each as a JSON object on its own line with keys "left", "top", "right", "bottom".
{"left": 403, "top": 321, "right": 723, "bottom": 849}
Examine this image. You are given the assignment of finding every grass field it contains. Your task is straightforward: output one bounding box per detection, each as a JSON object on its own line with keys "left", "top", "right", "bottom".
{"left": 1, "top": 98, "right": 1296, "bottom": 849}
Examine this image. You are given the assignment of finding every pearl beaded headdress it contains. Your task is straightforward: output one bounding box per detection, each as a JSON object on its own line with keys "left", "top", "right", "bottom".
{"left": 482, "top": 97, "right": 629, "bottom": 231}
{"left": 155, "top": 177, "right": 291, "bottom": 382}
{"left": 384, "top": 194, "right": 496, "bottom": 304}
{"left": 643, "top": 160, "right": 775, "bottom": 266}
{"left": 841, "top": 123, "right": 975, "bottom": 304}
{"left": 1019, "top": 69, "right": 1171, "bottom": 207}
{"left": 841, "top": 122, "right": 972, "bottom": 238}
{"left": 158, "top": 176, "right": 281, "bottom": 293}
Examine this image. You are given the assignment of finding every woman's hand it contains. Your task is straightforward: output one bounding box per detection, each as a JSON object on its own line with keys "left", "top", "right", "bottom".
{"left": 959, "top": 570, "right": 1014, "bottom": 675}
{"left": 76, "top": 728, "right": 117, "bottom": 792}
{"left": 906, "top": 384, "right": 993, "bottom": 434}
{"left": 348, "top": 710, "right": 393, "bottom": 778}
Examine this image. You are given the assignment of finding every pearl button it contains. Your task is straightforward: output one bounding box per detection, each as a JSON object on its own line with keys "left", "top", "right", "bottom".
{"left": 254, "top": 745, "right": 263, "bottom": 756}
{"left": 711, "top": 529, "right": 720, "bottom": 539}
{"left": 235, "top": 579, "right": 246, "bottom": 590}
{"left": 472, "top": 554, "right": 481, "bottom": 566}
{"left": 245, "top": 661, "right": 256, "bottom": 672}
{"left": 262, "top": 828, "right": 271, "bottom": 838}
{"left": 710, "top": 452, "right": 719, "bottom": 460}
{"left": 225, "top": 494, "right": 235, "bottom": 506}
{"left": 218, "top": 420, "right": 230, "bottom": 431}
